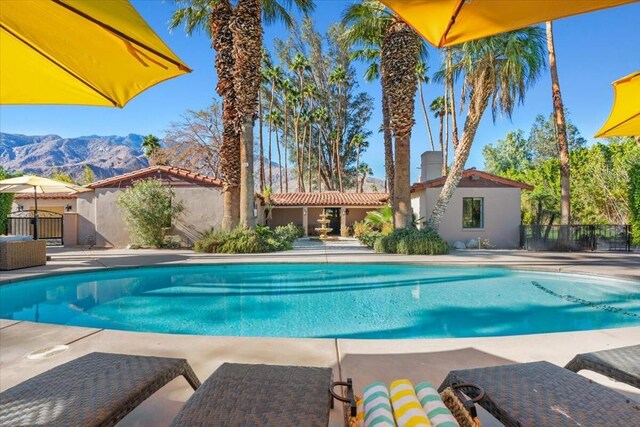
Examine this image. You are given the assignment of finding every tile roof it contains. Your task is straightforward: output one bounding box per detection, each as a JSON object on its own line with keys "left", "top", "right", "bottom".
{"left": 266, "top": 192, "right": 390, "bottom": 207}
{"left": 87, "top": 166, "right": 223, "bottom": 189}
{"left": 411, "top": 168, "right": 534, "bottom": 191}
{"left": 14, "top": 192, "right": 79, "bottom": 200}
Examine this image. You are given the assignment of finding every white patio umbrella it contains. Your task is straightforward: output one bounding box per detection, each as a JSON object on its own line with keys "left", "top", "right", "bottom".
{"left": 0, "top": 175, "right": 86, "bottom": 239}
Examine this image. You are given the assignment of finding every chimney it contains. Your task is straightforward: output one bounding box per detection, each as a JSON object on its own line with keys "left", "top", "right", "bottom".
{"left": 420, "top": 151, "right": 443, "bottom": 182}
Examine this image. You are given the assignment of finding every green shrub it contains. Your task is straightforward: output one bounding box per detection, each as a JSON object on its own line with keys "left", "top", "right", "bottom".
{"left": 0, "top": 167, "right": 16, "bottom": 234}
{"left": 359, "top": 230, "right": 383, "bottom": 248}
{"left": 352, "top": 220, "right": 373, "bottom": 238}
{"left": 375, "top": 228, "right": 448, "bottom": 255}
{"left": 194, "top": 223, "right": 301, "bottom": 254}
{"left": 116, "top": 179, "right": 184, "bottom": 248}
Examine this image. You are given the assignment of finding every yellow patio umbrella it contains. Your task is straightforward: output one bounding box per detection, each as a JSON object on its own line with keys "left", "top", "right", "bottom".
{"left": 379, "top": 0, "right": 638, "bottom": 48}
{"left": 594, "top": 71, "right": 640, "bottom": 138}
{"left": 0, "top": 175, "right": 87, "bottom": 239}
{"left": 0, "top": 0, "right": 191, "bottom": 107}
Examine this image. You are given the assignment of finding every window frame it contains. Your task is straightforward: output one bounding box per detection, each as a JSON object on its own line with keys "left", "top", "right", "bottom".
{"left": 462, "top": 197, "right": 484, "bottom": 229}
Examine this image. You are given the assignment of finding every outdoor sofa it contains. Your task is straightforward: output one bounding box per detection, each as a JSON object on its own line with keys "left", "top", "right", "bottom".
{"left": 0, "top": 237, "right": 46, "bottom": 271}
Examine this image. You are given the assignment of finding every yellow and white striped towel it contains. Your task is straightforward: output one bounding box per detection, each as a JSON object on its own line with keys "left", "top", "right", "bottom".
{"left": 415, "top": 382, "right": 459, "bottom": 427}
{"left": 389, "top": 379, "right": 432, "bottom": 427}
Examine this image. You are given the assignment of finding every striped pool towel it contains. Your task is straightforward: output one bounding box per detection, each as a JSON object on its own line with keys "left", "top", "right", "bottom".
{"left": 363, "top": 381, "right": 395, "bottom": 426}
{"left": 415, "top": 382, "right": 459, "bottom": 427}
{"left": 390, "top": 379, "right": 432, "bottom": 427}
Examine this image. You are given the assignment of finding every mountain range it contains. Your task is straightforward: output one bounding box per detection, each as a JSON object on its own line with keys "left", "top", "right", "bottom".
{"left": 0, "top": 132, "right": 385, "bottom": 191}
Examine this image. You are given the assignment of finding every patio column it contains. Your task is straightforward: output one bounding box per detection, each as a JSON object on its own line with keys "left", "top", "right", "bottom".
{"left": 341, "top": 207, "right": 347, "bottom": 235}
{"left": 303, "top": 207, "right": 309, "bottom": 236}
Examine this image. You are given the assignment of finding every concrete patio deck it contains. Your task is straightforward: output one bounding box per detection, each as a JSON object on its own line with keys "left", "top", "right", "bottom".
{"left": 1, "top": 241, "right": 639, "bottom": 426}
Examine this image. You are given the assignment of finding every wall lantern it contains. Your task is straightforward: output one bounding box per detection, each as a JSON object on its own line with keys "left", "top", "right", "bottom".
{"left": 65, "top": 204, "right": 73, "bottom": 212}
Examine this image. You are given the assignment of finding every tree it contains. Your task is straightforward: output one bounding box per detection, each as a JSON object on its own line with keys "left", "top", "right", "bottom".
{"left": 546, "top": 21, "right": 571, "bottom": 232}
{"left": 171, "top": 0, "right": 315, "bottom": 229}
{"left": 351, "top": 134, "right": 367, "bottom": 192}
{"left": 329, "top": 65, "right": 348, "bottom": 191}
{"left": 142, "top": 134, "right": 161, "bottom": 165}
{"left": 429, "top": 96, "right": 446, "bottom": 175}
{"left": 427, "top": 27, "right": 547, "bottom": 230}
{"left": 50, "top": 168, "right": 76, "bottom": 184}
{"left": 81, "top": 165, "right": 95, "bottom": 185}
{"left": 116, "top": 179, "right": 184, "bottom": 248}
{"left": 382, "top": 20, "right": 420, "bottom": 228}
{"left": 629, "top": 162, "right": 640, "bottom": 246}
{"left": 482, "top": 130, "right": 532, "bottom": 174}
{"left": 528, "top": 113, "right": 586, "bottom": 161}
{"left": 160, "top": 101, "right": 224, "bottom": 179}
{"left": 0, "top": 167, "right": 16, "bottom": 233}
{"left": 416, "top": 61, "right": 435, "bottom": 151}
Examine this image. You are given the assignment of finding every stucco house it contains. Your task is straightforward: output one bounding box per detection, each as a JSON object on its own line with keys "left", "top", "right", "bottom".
{"left": 411, "top": 151, "right": 533, "bottom": 248}
{"left": 258, "top": 192, "right": 389, "bottom": 236}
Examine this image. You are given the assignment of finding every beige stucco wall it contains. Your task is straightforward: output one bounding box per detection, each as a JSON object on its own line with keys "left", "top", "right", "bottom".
{"left": 63, "top": 213, "right": 78, "bottom": 246}
{"left": 413, "top": 187, "right": 522, "bottom": 248}
{"left": 267, "top": 207, "right": 304, "bottom": 228}
{"left": 76, "top": 186, "right": 223, "bottom": 248}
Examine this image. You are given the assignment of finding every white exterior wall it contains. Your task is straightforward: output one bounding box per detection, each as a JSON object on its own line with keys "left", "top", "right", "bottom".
{"left": 76, "top": 186, "right": 223, "bottom": 248}
{"left": 413, "top": 187, "right": 523, "bottom": 248}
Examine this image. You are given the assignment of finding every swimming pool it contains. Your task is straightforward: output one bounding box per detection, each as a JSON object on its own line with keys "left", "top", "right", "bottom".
{"left": 1, "top": 264, "right": 638, "bottom": 339}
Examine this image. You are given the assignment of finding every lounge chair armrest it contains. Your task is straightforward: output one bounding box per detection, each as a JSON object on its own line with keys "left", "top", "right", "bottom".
{"left": 330, "top": 378, "right": 357, "bottom": 417}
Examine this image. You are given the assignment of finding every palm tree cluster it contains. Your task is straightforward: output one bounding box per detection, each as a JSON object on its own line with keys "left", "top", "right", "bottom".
{"left": 171, "top": 0, "right": 315, "bottom": 230}
{"left": 256, "top": 18, "right": 375, "bottom": 194}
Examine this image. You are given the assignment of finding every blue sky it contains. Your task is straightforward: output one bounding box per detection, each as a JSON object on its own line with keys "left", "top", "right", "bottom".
{"left": 1, "top": 1, "right": 638, "bottom": 183}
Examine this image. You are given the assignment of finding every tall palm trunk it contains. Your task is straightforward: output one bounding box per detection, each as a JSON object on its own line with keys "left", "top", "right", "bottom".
{"left": 443, "top": 82, "right": 449, "bottom": 176}
{"left": 267, "top": 81, "right": 276, "bottom": 189}
{"left": 231, "top": 0, "right": 261, "bottom": 228}
{"left": 428, "top": 71, "right": 493, "bottom": 230}
{"left": 317, "top": 123, "right": 322, "bottom": 192}
{"left": 355, "top": 144, "right": 361, "bottom": 193}
{"left": 276, "top": 126, "right": 283, "bottom": 193}
{"left": 258, "top": 91, "right": 265, "bottom": 192}
{"left": 284, "top": 101, "right": 289, "bottom": 192}
{"left": 382, "top": 21, "right": 419, "bottom": 229}
{"left": 418, "top": 82, "right": 435, "bottom": 151}
{"left": 381, "top": 72, "right": 394, "bottom": 206}
{"left": 211, "top": 2, "right": 240, "bottom": 230}
{"left": 547, "top": 21, "right": 571, "bottom": 231}
{"left": 446, "top": 51, "right": 459, "bottom": 152}
{"left": 307, "top": 119, "right": 312, "bottom": 192}
{"left": 334, "top": 85, "right": 344, "bottom": 192}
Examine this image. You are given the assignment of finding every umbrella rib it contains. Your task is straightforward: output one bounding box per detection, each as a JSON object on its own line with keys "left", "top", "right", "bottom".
{"left": 0, "top": 23, "right": 119, "bottom": 107}
{"left": 438, "top": 0, "right": 466, "bottom": 48}
{"left": 53, "top": 0, "right": 191, "bottom": 72}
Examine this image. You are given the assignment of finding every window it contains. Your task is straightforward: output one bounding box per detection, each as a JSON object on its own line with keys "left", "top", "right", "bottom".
{"left": 462, "top": 197, "right": 483, "bottom": 228}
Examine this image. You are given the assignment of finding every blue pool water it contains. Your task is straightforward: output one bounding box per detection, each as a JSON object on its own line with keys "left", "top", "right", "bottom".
{"left": 1, "top": 264, "right": 639, "bottom": 339}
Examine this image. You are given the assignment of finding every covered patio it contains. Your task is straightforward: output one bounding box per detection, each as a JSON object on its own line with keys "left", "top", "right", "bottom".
{"left": 258, "top": 192, "right": 389, "bottom": 236}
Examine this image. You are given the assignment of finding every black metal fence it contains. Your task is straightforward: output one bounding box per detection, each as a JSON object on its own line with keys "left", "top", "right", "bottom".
{"left": 520, "top": 224, "right": 632, "bottom": 252}
{"left": 6, "top": 210, "right": 64, "bottom": 246}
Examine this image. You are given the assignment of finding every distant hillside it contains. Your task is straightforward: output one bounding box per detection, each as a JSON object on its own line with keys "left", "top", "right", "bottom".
{"left": 0, "top": 133, "right": 148, "bottom": 180}
{"left": 0, "top": 132, "right": 386, "bottom": 192}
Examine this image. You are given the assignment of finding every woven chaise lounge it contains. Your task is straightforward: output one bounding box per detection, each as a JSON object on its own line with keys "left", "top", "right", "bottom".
{"left": 0, "top": 352, "right": 201, "bottom": 427}
{"left": 439, "top": 361, "right": 640, "bottom": 427}
{"left": 170, "top": 363, "right": 333, "bottom": 426}
{"left": 565, "top": 344, "right": 640, "bottom": 389}
{"left": 0, "top": 240, "right": 46, "bottom": 270}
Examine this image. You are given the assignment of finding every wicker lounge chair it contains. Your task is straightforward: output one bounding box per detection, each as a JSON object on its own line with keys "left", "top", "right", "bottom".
{"left": 0, "top": 352, "right": 201, "bottom": 427}
{"left": 439, "top": 361, "right": 640, "bottom": 427}
{"left": 170, "top": 363, "right": 333, "bottom": 427}
{"left": 565, "top": 344, "right": 640, "bottom": 389}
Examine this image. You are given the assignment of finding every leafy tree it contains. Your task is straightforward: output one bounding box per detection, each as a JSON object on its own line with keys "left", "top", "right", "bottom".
{"left": 81, "top": 165, "right": 95, "bottom": 185}
{"left": 528, "top": 113, "right": 586, "bottom": 162}
{"left": 116, "top": 179, "right": 184, "bottom": 248}
{"left": 49, "top": 168, "right": 76, "bottom": 184}
{"left": 482, "top": 130, "right": 532, "bottom": 174}
{"left": 427, "top": 27, "right": 547, "bottom": 231}
{"left": 629, "top": 163, "right": 640, "bottom": 245}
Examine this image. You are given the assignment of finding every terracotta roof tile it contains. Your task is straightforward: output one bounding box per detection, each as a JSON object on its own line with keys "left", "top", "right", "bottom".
{"left": 14, "top": 192, "right": 78, "bottom": 200}
{"left": 87, "top": 166, "right": 223, "bottom": 189}
{"left": 411, "top": 169, "right": 534, "bottom": 191}
{"left": 267, "top": 192, "right": 389, "bottom": 207}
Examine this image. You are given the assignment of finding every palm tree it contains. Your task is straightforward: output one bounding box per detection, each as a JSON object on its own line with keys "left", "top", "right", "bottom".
{"left": 142, "top": 134, "right": 161, "bottom": 165}
{"left": 358, "top": 163, "right": 373, "bottom": 193}
{"left": 351, "top": 134, "right": 366, "bottom": 192}
{"left": 290, "top": 54, "right": 310, "bottom": 192}
{"left": 416, "top": 61, "right": 435, "bottom": 151}
{"left": 546, "top": 21, "right": 571, "bottom": 240}
{"left": 382, "top": 20, "right": 420, "bottom": 228}
{"left": 313, "top": 106, "right": 329, "bottom": 191}
{"left": 429, "top": 97, "right": 446, "bottom": 175}
{"left": 171, "top": 0, "right": 315, "bottom": 228}
{"left": 329, "top": 66, "right": 348, "bottom": 192}
{"left": 264, "top": 64, "right": 282, "bottom": 190}
{"left": 342, "top": 0, "right": 427, "bottom": 217}
{"left": 427, "top": 27, "right": 547, "bottom": 230}
{"left": 280, "top": 78, "right": 295, "bottom": 192}
{"left": 269, "top": 110, "right": 284, "bottom": 193}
